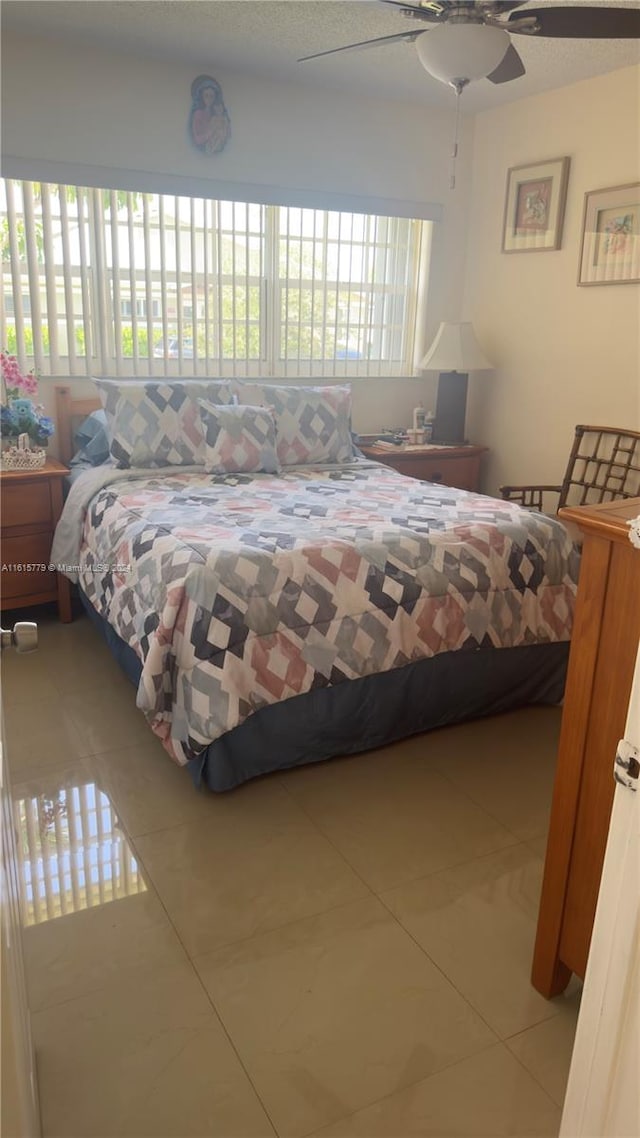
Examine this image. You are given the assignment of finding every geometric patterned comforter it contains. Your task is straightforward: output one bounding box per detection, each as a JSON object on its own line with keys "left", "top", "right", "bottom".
{"left": 77, "top": 460, "right": 580, "bottom": 765}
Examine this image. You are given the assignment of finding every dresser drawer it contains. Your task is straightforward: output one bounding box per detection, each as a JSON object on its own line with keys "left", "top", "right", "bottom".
{"left": 1, "top": 532, "right": 57, "bottom": 601}
{"left": 1, "top": 479, "right": 52, "bottom": 528}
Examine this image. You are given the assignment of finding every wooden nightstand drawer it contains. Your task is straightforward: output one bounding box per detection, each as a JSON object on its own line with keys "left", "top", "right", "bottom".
{"left": 1, "top": 478, "right": 52, "bottom": 528}
{"left": 359, "top": 443, "right": 487, "bottom": 491}
{"left": 0, "top": 458, "right": 72, "bottom": 620}
{"left": 1, "top": 532, "right": 57, "bottom": 600}
{"left": 423, "top": 457, "right": 479, "bottom": 491}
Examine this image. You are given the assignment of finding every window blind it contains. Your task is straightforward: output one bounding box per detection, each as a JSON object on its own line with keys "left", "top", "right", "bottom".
{"left": 1, "top": 179, "right": 431, "bottom": 379}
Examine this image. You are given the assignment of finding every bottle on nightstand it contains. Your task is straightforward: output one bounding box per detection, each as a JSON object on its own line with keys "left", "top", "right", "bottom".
{"left": 412, "top": 402, "right": 426, "bottom": 432}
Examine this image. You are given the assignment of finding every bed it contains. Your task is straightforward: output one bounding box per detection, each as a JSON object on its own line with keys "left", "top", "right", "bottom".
{"left": 53, "top": 381, "right": 580, "bottom": 792}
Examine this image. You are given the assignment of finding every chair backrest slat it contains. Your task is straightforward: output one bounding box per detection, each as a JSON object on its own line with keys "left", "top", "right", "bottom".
{"left": 559, "top": 425, "right": 640, "bottom": 509}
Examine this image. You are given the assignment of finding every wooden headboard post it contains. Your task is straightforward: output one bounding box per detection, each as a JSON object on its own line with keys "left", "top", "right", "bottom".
{"left": 55, "top": 385, "right": 102, "bottom": 466}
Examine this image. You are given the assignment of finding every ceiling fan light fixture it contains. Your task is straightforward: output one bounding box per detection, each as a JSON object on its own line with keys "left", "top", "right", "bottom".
{"left": 415, "top": 23, "right": 510, "bottom": 84}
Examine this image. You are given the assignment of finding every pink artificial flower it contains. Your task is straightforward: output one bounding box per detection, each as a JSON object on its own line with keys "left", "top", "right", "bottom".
{"left": 1, "top": 351, "right": 40, "bottom": 401}
{"left": 20, "top": 372, "right": 39, "bottom": 396}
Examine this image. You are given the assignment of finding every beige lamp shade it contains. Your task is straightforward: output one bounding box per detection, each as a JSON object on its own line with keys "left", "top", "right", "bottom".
{"left": 420, "top": 322, "right": 493, "bottom": 373}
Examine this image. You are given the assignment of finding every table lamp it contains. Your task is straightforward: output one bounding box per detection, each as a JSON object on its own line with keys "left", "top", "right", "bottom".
{"left": 419, "top": 322, "right": 493, "bottom": 445}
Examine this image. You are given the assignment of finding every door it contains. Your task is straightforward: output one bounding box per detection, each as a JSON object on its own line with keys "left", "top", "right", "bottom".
{"left": 560, "top": 640, "right": 640, "bottom": 1137}
{"left": 1, "top": 621, "right": 41, "bottom": 1138}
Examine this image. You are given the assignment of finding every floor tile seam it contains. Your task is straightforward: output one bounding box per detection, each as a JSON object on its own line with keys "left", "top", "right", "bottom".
{"left": 165, "top": 887, "right": 382, "bottom": 962}
{"left": 6, "top": 720, "right": 129, "bottom": 767}
{"left": 278, "top": 759, "right": 529, "bottom": 853}
{"left": 57, "top": 714, "right": 152, "bottom": 756}
{"left": 113, "top": 810, "right": 215, "bottom": 842}
{"left": 504, "top": 1036, "right": 567, "bottom": 1110}
{"left": 276, "top": 773, "right": 529, "bottom": 913}
{"left": 8, "top": 755, "right": 92, "bottom": 787}
{"left": 70, "top": 734, "right": 170, "bottom": 767}
{"left": 275, "top": 775, "right": 394, "bottom": 895}
{"left": 372, "top": 887, "right": 502, "bottom": 1044}
{"left": 4, "top": 670, "right": 130, "bottom": 708}
{"left": 526, "top": 833, "right": 551, "bottom": 851}
{"left": 425, "top": 759, "right": 547, "bottom": 846}
{"left": 21, "top": 905, "right": 189, "bottom": 1017}
{"left": 84, "top": 790, "right": 378, "bottom": 949}
{"left": 124, "top": 783, "right": 374, "bottom": 841}
{"left": 294, "top": 1038, "right": 505, "bottom": 1138}
{"left": 180, "top": 963, "right": 281, "bottom": 1138}
{"left": 376, "top": 837, "right": 545, "bottom": 901}
{"left": 374, "top": 877, "right": 565, "bottom": 1043}
{"left": 33, "top": 974, "right": 279, "bottom": 1138}
{"left": 5, "top": 708, "right": 91, "bottom": 747}
{"left": 63, "top": 801, "right": 280, "bottom": 1128}
{"left": 285, "top": 755, "right": 518, "bottom": 823}
{"left": 499, "top": 1000, "right": 567, "bottom": 1042}
{"left": 104, "top": 829, "right": 283, "bottom": 1138}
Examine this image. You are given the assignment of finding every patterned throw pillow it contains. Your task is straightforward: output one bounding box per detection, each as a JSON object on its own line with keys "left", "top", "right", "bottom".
{"left": 198, "top": 400, "right": 281, "bottom": 475}
{"left": 233, "top": 383, "right": 354, "bottom": 466}
{"left": 96, "top": 378, "right": 236, "bottom": 468}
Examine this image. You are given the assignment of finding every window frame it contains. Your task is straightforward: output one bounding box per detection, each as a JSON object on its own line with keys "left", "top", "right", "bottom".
{"left": 1, "top": 178, "right": 431, "bottom": 380}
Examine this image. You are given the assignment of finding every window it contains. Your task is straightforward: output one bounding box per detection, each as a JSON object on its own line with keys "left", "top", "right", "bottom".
{"left": 3, "top": 293, "right": 31, "bottom": 316}
{"left": 121, "top": 298, "right": 160, "bottom": 319}
{"left": 0, "top": 179, "right": 430, "bottom": 378}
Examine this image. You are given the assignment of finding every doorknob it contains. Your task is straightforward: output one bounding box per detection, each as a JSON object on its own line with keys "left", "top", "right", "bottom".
{"left": 0, "top": 622, "right": 38, "bottom": 653}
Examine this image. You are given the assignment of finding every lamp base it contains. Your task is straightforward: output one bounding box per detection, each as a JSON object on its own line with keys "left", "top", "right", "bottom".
{"left": 432, "top": 371, "right": 468, "bottom": 445}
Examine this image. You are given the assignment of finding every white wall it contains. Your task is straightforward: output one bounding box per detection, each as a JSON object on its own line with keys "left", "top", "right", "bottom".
{"left": 1, "top": 30, "right": 475, "bottom": 445}
{"left": 463, "top": 64, "right": 640, "bottom": 495}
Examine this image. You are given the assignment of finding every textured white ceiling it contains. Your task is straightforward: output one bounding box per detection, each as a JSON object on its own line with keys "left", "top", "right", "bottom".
{"left": 3, "top": 0, "right": 639, "bottom": 111}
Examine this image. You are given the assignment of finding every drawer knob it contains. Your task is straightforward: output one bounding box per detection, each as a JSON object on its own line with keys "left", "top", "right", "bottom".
{"left": 0, "top": 621, "right": 38, "bottom": 654}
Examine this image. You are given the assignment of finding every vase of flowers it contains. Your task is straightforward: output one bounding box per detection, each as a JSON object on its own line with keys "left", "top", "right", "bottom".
{"left": 1, "top": 351, "right": 55, "bottom": 469}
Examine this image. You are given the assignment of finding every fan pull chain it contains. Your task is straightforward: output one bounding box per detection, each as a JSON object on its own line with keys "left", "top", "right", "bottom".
{"left": 449, "top": 79, "right": 468, "bottom": 191}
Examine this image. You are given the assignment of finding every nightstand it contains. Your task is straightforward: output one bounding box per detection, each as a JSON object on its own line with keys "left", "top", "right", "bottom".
{"left": 0, "top": 458, "right": 72, "bottom": 622}
{"left": 360, "top": 443, "right": 488, "bottom": 491}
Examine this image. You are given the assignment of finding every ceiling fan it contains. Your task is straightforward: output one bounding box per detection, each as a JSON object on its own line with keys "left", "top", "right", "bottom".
{"left": 298, "top": 1, "right": 640, "bottom": 90}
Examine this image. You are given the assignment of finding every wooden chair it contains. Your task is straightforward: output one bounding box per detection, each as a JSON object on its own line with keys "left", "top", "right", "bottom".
{"left": 500, "top": 424, "right": 640, "bottom": 513}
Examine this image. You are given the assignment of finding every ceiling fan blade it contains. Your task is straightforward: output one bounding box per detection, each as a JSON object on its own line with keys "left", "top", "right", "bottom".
{"left": 487, "top": 43, "right": 526, "bottom": 84}
{"left": 509, "top": 6, "right": 640, "bottom": 38}
{"left": 298, "top": 30, "right": 422, "bottom": 63}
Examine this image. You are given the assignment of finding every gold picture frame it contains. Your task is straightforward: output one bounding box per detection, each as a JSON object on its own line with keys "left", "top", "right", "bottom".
{"left": 578, "top": 182, "right": 640, "bottom": 286}
{"left": 502, "top": 157, "right": 570, "bottom": 253}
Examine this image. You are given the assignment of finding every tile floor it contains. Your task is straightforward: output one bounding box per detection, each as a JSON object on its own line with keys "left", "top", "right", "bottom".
{"left": 3, "top": 609, "right": 581, "bottom": 1138}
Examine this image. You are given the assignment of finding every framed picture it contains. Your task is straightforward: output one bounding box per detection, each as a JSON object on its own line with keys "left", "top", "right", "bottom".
{"left": 502, "top": 157, "right": 570, "bottom": 253}
{"left": 578, "top": 183, "right": 640, "bottom": 286}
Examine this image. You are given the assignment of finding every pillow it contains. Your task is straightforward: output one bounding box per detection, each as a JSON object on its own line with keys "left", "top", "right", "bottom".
{"left": 71, "top": 409, "right": 110, "bottom": 466}
{"left": 233, "top": 383, "right": 354, "bottom": 466}
{"left": 198, "top": 400, "right": 280, "bottom": 475}
{"left": 96, "top": 378, "right": 236, "bottom": 468}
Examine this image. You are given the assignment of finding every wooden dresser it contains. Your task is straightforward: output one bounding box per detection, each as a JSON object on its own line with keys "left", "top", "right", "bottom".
{"left": 532, "top": 497, "right": 640, "bottom": 997}
{"left": 0, "top": 458, "right": 72, "bottom": 622}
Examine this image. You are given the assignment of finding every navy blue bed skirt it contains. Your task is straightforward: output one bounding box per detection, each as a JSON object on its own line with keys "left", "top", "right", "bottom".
{"left": 79, "top": 589, "right": 569, "bottom": 792}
